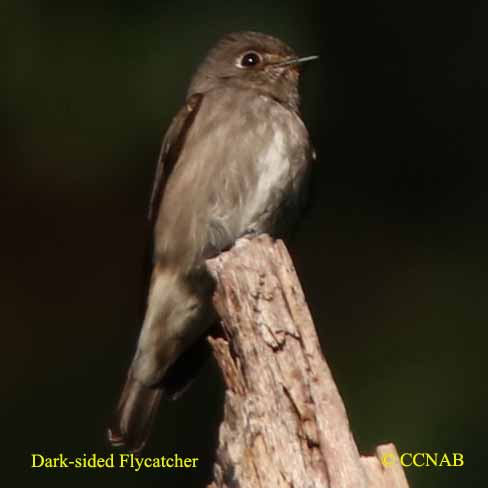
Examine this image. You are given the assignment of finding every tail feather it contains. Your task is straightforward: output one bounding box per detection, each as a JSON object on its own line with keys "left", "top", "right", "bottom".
{"left": 108, "top": 372, "right": 162, "bottom": 453}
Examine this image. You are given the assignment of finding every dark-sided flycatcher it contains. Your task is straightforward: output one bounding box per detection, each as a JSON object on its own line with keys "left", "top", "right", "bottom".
{"left": 109, "top": 31, "right": 317, "bottom": 452}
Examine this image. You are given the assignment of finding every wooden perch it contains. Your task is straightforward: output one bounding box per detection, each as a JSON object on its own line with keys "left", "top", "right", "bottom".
{"left": 205, "top": 234, "right": 409, "bottom": 488}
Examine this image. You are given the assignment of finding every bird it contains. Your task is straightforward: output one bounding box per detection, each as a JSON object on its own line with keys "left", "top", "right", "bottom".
{"left": 108, "top": 31, "right": 317, "bottom": 453}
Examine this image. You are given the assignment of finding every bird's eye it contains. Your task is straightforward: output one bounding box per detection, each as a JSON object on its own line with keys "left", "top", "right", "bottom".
{"left": 239, "top": 51, "right": 262, "bottom": 68}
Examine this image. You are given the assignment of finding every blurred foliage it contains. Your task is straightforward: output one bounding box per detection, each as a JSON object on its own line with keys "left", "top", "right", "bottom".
{"left": 2, "top": 1, "right": 486, "bottom": 487}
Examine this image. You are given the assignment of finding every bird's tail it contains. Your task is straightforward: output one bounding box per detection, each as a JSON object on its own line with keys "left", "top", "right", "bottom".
{"left": 108, "top": 371, "right": 162, "bottom": 453}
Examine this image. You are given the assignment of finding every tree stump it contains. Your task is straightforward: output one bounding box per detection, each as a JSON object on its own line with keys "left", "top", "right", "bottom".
{"left": 205, "top": 234, "right": 409, "bottom": 488}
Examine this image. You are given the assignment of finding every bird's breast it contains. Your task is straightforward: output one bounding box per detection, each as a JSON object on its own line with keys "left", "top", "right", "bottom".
{"left": 239, "top": 123, "right": 293, "bottom": 229}
{"left": 155, "top": 89, "right": 310, "bottom": 269}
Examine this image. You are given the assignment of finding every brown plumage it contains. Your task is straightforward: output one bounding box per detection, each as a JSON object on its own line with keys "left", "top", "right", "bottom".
{"left": 108, "top": 31, "right": 317, "bottom": 452}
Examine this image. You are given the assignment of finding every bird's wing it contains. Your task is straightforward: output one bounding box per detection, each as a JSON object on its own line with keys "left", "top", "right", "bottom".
{"left": 148, "top": 93, "right": 204, "bottom": 225}
{"left": 139, "top": 93, "right": 203, "bottom": 317}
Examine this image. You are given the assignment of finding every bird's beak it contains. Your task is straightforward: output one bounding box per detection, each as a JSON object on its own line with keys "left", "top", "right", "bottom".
{"left": 273, "top": 55, "right": 319, "bottom": 68}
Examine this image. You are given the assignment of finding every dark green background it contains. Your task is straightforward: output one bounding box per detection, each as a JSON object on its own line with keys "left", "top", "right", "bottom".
{"left": 3, "top": 1, "right": 486, "bottom": 486}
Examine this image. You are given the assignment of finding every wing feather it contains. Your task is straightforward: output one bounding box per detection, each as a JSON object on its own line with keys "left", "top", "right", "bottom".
{"left": 139, "top": 93, "right": 203, "bottom": 317}
{"left": 148, "top": 94, "right": 204, "bottom": 224}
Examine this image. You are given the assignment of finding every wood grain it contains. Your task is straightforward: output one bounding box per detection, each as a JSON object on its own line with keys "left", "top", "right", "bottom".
{"left": 206, "top": 235, "right": 409, "bottom": 488}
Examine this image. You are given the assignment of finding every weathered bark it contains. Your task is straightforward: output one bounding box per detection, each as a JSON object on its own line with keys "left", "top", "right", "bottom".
{"left": 205, "top": 234, "right": 409, "bottom": 488}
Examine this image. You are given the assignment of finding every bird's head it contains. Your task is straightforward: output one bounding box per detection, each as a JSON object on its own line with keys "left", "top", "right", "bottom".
{"left": 188, "top": 31, "right": 318, "bottom": 110}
